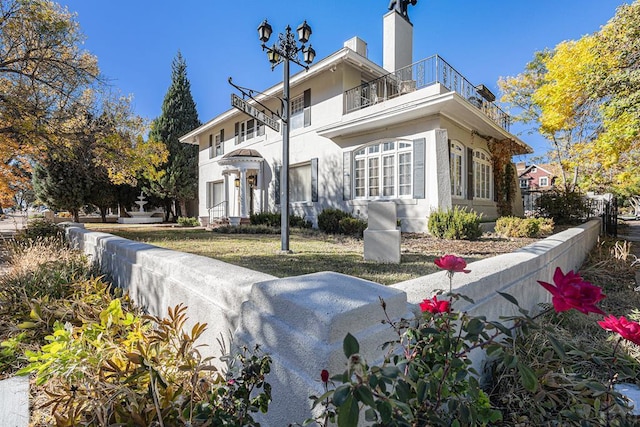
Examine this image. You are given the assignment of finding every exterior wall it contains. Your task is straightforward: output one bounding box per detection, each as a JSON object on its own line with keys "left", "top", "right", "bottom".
{"left": 65, "top": 219, "right": 601, "bottom": 426}
{"left": 441, "top": 116, "right": 499, "bottom": 220}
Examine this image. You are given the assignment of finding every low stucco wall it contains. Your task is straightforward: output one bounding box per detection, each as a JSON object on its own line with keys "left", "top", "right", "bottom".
{"left": 65, "top": 219, "right": 601, "bottom": 426}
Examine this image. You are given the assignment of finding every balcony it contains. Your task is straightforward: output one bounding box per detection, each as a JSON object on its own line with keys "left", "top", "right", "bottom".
{"left": 344, "top": 55, "right": 511, "bottom": 132}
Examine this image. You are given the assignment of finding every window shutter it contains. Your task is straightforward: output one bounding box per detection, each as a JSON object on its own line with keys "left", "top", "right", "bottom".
{"left": 219, "top": 129, "right": 225, "bottom": 155}
{"left": 303, "top": 89, "right": 311, "bottom": 127}
{"left": 343, "top": 151, "right": 352, "bottom": 200}
{"left": 311, "top": 157, "right": 318, "bottom": 202}
{"left": 274, "top": 164, "right": 281, "bottom": 206}
{"left": 413, "top": 138, "right": 425, "bottom": 199}
{"left": 234, "top": 122, "right": 239, "bottom": 145}
{"left": 467, "top": 147, "right": 474, "bottom": 200}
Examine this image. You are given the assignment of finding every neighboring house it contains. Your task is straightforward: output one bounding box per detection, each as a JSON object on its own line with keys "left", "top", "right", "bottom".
{"left": 516, "top": 162, "right": 559, "bottom": 212}
{"left": 180, "top": 8, "right": 532, "bottom": 232}
{"left": 516, "top": 162, "right": 558, "bottom": 191}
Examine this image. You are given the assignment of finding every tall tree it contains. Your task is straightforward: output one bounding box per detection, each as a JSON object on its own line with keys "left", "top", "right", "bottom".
{"left": 148, "top": 52, "right": 200, "bottom": 220}
{"left": 0, "top": 0, "right": 99, "bottom": 204}
{"left": 499, "top": 1, "right": 640, "bottom": 195}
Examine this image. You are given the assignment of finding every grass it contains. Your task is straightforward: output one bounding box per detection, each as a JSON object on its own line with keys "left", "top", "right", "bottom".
{"left": 84, "top": 225, "right": 449, "bottom": 285}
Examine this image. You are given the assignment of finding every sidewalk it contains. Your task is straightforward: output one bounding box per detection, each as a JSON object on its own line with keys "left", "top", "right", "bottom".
{"left": 0, "top": 213, "right": 27, "bottom": 238}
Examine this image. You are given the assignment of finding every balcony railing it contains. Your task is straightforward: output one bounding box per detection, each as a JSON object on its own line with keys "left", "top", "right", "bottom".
{"left": 344, "top": 55, "right": 511, "bottom": 132}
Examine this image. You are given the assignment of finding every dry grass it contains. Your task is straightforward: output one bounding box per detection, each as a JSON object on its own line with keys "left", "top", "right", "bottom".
{"left": 84, "top": 224, "right": 541, "bottom": 285}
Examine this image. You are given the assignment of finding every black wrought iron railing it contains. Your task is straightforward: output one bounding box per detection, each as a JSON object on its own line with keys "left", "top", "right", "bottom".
{"left": 208, "top": 201, "right": 227, "bottom": 223}
{"left": 344, "top": 55, "right": 511, "bottom": 132}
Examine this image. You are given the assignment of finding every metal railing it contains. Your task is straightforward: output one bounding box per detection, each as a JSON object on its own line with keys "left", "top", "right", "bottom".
{"left": 208, "top": 201, "right": 227, "bottom": 224}
{"left": 344, "top": 55, "right": 511, "bottom": 132}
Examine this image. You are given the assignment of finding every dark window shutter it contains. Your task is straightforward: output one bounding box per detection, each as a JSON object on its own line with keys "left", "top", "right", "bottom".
{"left": 467, "top": 147, "right": 474, "bottom": 200}
{"left": 274, "top": 165, "right": 281, "bottom": 205}
{"left": 413, "top": 138, "right": 425, "bottom": 199}
{"left": 234, "top": 122, "right": 239, "bottom": 144}
{"left": 343, "top": 151, "right": 352, "bottom": 200}
{"left": 311, "top": 157, "right": 318, "bottom": 202}
{"left": 208, "top": 134, "right": 213, "bottom": 148}
{"left": 303, "top": 89, "right": 311, "bottom": 127}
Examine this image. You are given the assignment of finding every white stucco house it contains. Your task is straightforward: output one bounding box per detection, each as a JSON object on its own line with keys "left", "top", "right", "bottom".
{"left": 180, "top": 8, "right": 532, "bottom": 233}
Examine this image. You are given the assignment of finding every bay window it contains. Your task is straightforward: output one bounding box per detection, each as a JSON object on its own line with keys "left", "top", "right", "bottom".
{"left": 353, "top": 140, "right": 413, "bottom": 199}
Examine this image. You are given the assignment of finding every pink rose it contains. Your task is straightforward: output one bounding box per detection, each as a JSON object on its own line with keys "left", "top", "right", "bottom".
{"left": 434, "top": 255, "right": 470, "bottom": 274}
{"left": 598, "top": 315, "right": 640, "bottom": 345}
{"left": 419, "top": 296, "right": 450, "bottom": 314}
{"left": 538, "top": 267, "right": 605, "bottom": 315}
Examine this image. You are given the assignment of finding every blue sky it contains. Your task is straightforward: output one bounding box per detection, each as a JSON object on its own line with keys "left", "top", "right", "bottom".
{"left": 58, "top": 0, "right": 627, "bottom": 159}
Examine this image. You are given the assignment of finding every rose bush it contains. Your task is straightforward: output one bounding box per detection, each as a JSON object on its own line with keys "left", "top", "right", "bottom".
{"left": 306, "top": 255, "right": 640, "bottom": 426}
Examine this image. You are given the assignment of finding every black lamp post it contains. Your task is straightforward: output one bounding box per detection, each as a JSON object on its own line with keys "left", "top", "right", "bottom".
{"left": 257, "top": 19, "right": 315, "bottom": 253}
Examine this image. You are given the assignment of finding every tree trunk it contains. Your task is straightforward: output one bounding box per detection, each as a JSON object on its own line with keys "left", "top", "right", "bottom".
{"left": 99, "top": 206, "right": 107, "bottom": 223}
{"left": 72, "top": 209, "right": 80, "bottom": 223}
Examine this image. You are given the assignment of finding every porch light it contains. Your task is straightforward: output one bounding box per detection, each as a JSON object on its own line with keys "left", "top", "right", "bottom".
{"left": 234, "top": 178, "right": 240, "bottom": 188}
{"left": 248, "top": 175, "right": 257, "bottom": 186}
{"left": 257, "top": 20, "right": 272, "bottom": 43}
{"left": 296, "top": 20, "right": 312, "bottom": 44}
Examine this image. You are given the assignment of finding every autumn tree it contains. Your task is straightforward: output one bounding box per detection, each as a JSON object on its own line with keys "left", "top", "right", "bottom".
{"left": 0, "top": 0, "right": 99, "bottom": 205}
{"left": 148, "top": 52, "right": 200, "bottom": 220}
{"left": 500, "top": 1, "right": 640, "bottom": 196}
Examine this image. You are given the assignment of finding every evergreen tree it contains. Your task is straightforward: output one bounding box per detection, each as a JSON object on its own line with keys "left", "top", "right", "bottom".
{"left": 148, "top": 52, "right": 201, "bottom": 220}
{"left": 33, "top": 147, "right": 93, "bottom": 223}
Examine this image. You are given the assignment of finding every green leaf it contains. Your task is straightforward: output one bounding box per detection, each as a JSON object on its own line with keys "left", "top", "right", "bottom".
{"left": 343, "top": 333, "right": 359, "bottom": 358}
{"left": 517, "top": 362, "right": 538, "bottom": 392}
{"left": 497, "top": 291, "right": 520, "bottom": 307}
{"left": 333, "top": 384, "right": 352, "bottom": 407}
{"left": 354, "top": 385, "right": 376, "bottom": 407}
{"left": 17, "top": 322, "right": 37, "bottom": 329}
{"left": 377, "top": 400, "right": 392, "bottom": 424}
{"left": 547, "top": 334, "right": 566, "bottom": 358}
{"left": 338, "top": 395, "right": 359, "bottom": 427}
{"left": 364, "top": 408, "right": 377, "bottom": 422}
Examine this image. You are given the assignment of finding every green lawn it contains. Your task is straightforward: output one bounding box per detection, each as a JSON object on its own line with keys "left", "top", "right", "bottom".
{"left": 84, "top": 225, "right": 454, "bottom": 285}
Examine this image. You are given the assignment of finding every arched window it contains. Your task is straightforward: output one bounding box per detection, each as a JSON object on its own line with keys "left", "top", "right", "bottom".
{"left": 473, "top": 149, "right": 492, "bottom": 200}
{"left": 450, "top": 141, "right": 465, "bottom": 198}
{"left": 353, "top": 140, "right": 413, "bottom": 199}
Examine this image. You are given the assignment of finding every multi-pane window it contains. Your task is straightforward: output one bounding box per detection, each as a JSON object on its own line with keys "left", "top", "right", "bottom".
{"left": 520, "top": 179, "right": 529, "bottom": 188}
{"left": 473, "top": 149, "right": 492, "bottom": 200}
{"left": 539, "top": 176, "right": 549, "bottom": 187}
{"left": 450, "top": 141, "right": 464, "bottom": 197}
{"left": 235, "top": 119, "right": 258, "bottom": 144}
{"left": 290, "top": 94, "right": 305, "bottom": 130}
{"left": 215, "top": 130, "right": 224, "bottom": 157}
{"left": 353, "top": 140, "right": 413, "bottom": 199}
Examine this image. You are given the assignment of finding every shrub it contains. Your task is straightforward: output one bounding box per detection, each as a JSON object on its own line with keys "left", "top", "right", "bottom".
{"left": 427, "top": 206, "right": 482, "bottom": 240}
{"left": 536, "top": 189, "right": 591, "bottom": 224}
{"left": 308, "top": 256, "right": 638, "bottom": 426}
{"left": 15, "top": 218, "right": 62, "bottom": 242}
{"left": 250, "top": 211, "right": 280, "bottom": 227}
{"left": 318, "top": 208, "right": 351, "bottom": 234}
{"left": 495, "top": 216, "right": 555, "bottom": 238}
{"left": 177, "top": 216, "right": 200, "bottom": 227}
{"left": 250, "top": 212, "right": 312, "bottom": 229}
{"left": 338, "top": 217, "right": 367, "bottom": 237}
{"left": 21, "top": 304, "right": 272, "bottom": 426}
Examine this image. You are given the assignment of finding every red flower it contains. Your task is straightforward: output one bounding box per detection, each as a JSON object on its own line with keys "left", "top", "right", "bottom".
{"left": 435, "top": 255, "right": 470, "bottom": 274}
{"left": 537, "top": 267, "right": 606, "bottom": 315}
{"left": 321, "top": 369, "right": 329, "bottom": 383}
{"left": 419, "top": 296, "right": 451, "bottom": 314}
{"left": 598, "top": 315, "right": 640, "bottom": 345}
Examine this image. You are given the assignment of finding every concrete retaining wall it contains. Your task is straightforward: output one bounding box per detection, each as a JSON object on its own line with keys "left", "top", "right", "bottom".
{"left": 66, "top": 219, "right": 601, "bottom": 426}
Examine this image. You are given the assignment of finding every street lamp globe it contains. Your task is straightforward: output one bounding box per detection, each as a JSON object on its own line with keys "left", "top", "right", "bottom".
{"left": 257, "top": 20, "right": 272, "bottom": 43}
{"left": 296, "top": 20, "right": 312, "bottom": 44}
{"left": 303, "top": 45, "right": 316, "bottom": 65}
